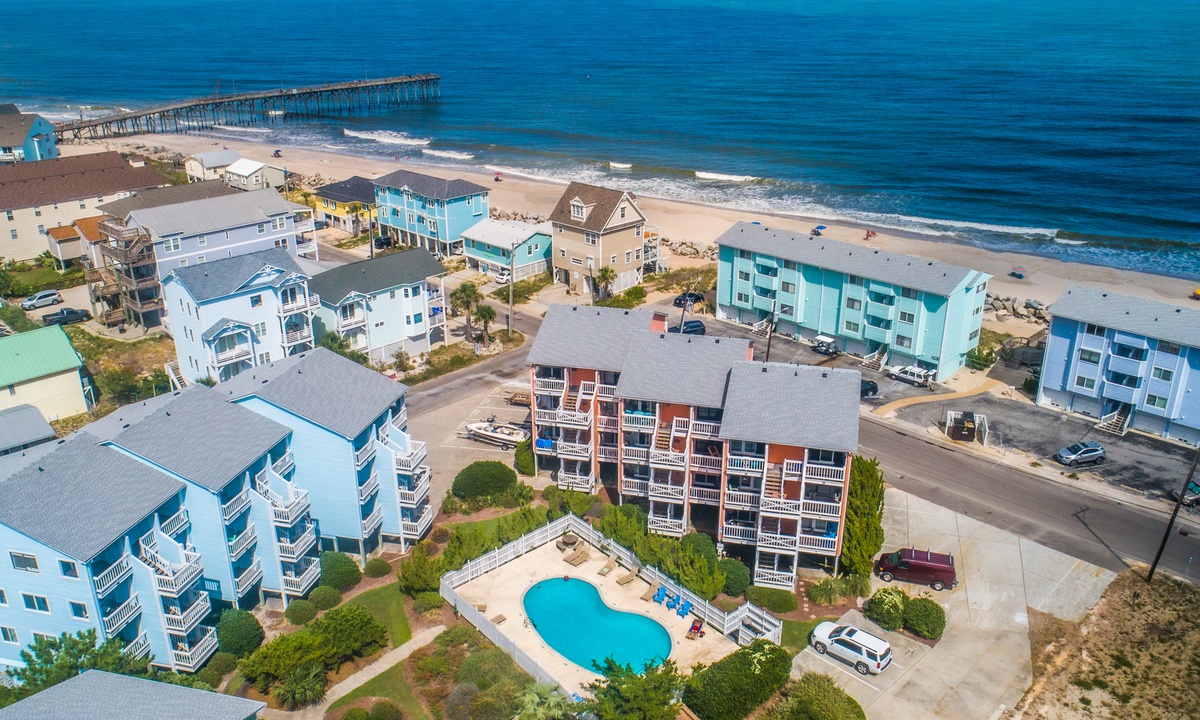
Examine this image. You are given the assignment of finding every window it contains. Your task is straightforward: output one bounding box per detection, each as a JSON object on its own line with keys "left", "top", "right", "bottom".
{"left": 33, "top": 206, "right": 41, "bottom": 217}
{"left": 1146, "top": 394, "right": 1168, "bottom": 409}
{"left": 781, "top": 281, "right": 796, "bottom": 293}
{"left": 976, "top": 283, "right": 986, "bottom": 294}
{"left": 10, "top": 552, "right": 38, "bottom": 573}
{"left": 736, "top": 292, "right": 750, "bottom": 303}
{"left": 69, "top": 602, "right": 88, "bottom": 620}
{"left": 625, "top": 250, "right": 633, "bottom": 264}
{"left": 272, "top": 217, "right": 286, "bottom": 231}
{"left": 559, "top": 249, "right": 566, "bottom": 258}
{"left": 584, "top": 231, "right": 598, "bottom": 246}
{"left": 33, "top": 633, "right": 52, "bottom": 644}
{"left": 274, "top": 237, "right": 288, "bottom": 249}
{"left": 845, "top": 298, "right": 861, "bottom": 310}
{"left": 1159, "top": 341, "right": 1181, "bottom": 355}
{"left": 178, "top": 259, "right": 188, "bottom": 267}
{"left": 847, "top": 274, "right": 864, "bottom": 286}
{"left": 5, "top": 210, "right": 12, "bottom": 220}
{"left": 252, "top": 174, "right": 262, "bottom": 185}
{"left": 22, "top": 594, "right": 49, "bottom": 613}
{"left": 555, "top": 224, "right": 563, "bottom": 233}
{"left": 79, "top": 200, "right": 86, "bottom": 210}
{"left": 37, "top": 224, "right": 45, "bottom": 234}
{"left": 783, "top": 260, "right": 797, "bottom": 271}
{"left": 973, "top": 305, "right": 982, "bottom": 316}
{"left": 414, "top": 312, "right": 422, "bottom": 324}
{"left": 8, "top": 230, "right": 14, "bottom": 240}
{"left": 635, "top": 225, "right": 643, "bottom": 238}
{"left": 407, "top": 212, "right": 416, "bottom": 224}
{"left": 1079, "top": 349, "right": 1101, "bottom": 364}
{"left": 406, "top": 315, "right": 412, "bottom": 326}
{"left": 969, "top": 328, "right": 979, "bottom": 340}
{"left": 1075, "top": 375, "right": 1096, "bottom": 390}
{"left": 571, "top": 202, "right": 585, "bottom": 219}
{"left": 899, "top": 311, "right": 915, "bottom": 324}
{"left": 258, "top": 352, "right": 271, "bottom": 364}
{"left": 0, "top": 589, "right": 6, "bottom": 605}
{"left": 809, "top": 449, "right": 838, "bottom": 464}
{"left": 635, "top": 248, "right": 642, "bottom": 261}
{"left": 197, "top": 234, "right": 207, "bottom": 247}
{"left": 844, "top": 320, "right": 860, "bottom": 333}
{"left": 1084, "top": 323, "right": 1106, "bottom": 336}
{"left": 738, "top": 249, "right": 752, "bottom": 259}
{"left": 322, "top": 198, "right": 329, "bottom": 208}
{"left": 1152, "top": 367, "right": 1174, "bottom": 382}
{"left": 250, "top": 295, "right": 263, "bottom": 307}
{"left": 257, "top": 223, "right": 266, "bottom": 234}
{"left": 164, "top": 237, "right": 180, "bottom": 253}
{"left": 1, "top": 628, "right": 16, "bottom": 644}
{"left": 586, "top": 256, "right": 594, "bottom": 269}
{"left": 196, "top": 255, "right": 205, "bottom": 264}
{"left": 896, "top": 335, "right": 913, "bottom": 349}
{"left": 610, "top": 254, "right": 617, "bottom": 265}
{"left": 619, "top": 206, "right": 626, "bottom": 219}
{"left": 900, "top": 286, "right": 919, "bottom": 300}
{"left": 253, "top": 322, "right": 267, "bottom": 337}
{"left": 59, "top": 560, "right": 78, "bottom": 578}
{"left": 780, "top": 304, "right": 795, "bottom": 316}
{"left": 737, "top": 270, "right": 751, "bottom": 282}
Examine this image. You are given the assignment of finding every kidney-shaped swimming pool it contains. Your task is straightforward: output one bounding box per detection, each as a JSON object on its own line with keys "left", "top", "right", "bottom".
{"left": 523, "top": 577, "right": 672, "bottom": 671}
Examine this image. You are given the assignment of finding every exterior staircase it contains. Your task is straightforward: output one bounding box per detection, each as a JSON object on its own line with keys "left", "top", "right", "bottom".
{"left": 653, "top": 422, "right": 672, "bottom": 450}
{"left": 763, "top": 466, "right": 783, "bottom": 499}
{"left": 1096, "top": 404, "right": 1132, "bottom": 435}
{"left": 165, "top": 361, "right": 188, "bottom": 390}
{"left": 563, "top": 393, "right": 578, "bottom": 413}
{"left": 750, "top": 318, "right": 773, "bottom": 339}
{"left": 861, "top": 346, "right": 889, "bottom": 372}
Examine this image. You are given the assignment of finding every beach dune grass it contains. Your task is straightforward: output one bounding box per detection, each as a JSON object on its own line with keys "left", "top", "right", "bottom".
{"left": 491, "top": 271, "right": 552, "bottom": 304}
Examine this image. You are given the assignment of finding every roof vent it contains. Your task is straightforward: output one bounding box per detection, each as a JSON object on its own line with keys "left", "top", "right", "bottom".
{"left": 714, "top": 339, "right": 720, "bottom": 344}
{"left": 1176, "top": 308, "right": 1182, "bottom": 313}
{"left": 822, "top": 372, "right": 828, "bottom": 378}
{"left": 1102, "top": 293, "right": 1108, "bottom": 297}
{"left": 660, "top": 334, "right": 666, "bottom": 339}
{"left": 38, "top": 466, "right": 43, "bottom": 472}
{"left": 928, "top": 262, "right": 933, "bottom": 266}
{"left": 762, "top": 366, "right": 768, "bottom": 373}
{"left": 572, "top": 307, "right": 577, "bottom": 312}
{"left": 624, "top": 311, "right": 629, "bottom": 315}
{"left": 122, "top": 424, "right": 130, "bottom": 429}
{"left": 165, "top": 411, "right": 170, "bottom": 416}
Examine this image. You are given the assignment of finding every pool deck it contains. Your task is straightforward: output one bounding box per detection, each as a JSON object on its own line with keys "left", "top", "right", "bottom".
{"left": 455, "top": 539, "right": 739, "bottom": 693}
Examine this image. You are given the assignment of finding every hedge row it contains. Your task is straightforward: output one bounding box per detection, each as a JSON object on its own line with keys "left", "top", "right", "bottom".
{"left": 239, "top": 604, "right": 387, "bottom": 692}
{"left": 863, "top": 587, "right": 946, "bottom": 639}
{"left": 683, "top": 639, "right": 792, "bottom": 720}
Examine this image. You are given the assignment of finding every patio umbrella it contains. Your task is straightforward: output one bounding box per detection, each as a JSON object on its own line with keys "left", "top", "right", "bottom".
{"left": 815, "top": 225, "right": 827, "bottom": 230}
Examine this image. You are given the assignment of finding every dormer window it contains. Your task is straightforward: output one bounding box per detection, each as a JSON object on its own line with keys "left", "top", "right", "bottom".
{"left": 570, "top": 202, "right": 585, "bottom": 219}
{"left": 619, "top": 206, "right": 626, "bottom": 220}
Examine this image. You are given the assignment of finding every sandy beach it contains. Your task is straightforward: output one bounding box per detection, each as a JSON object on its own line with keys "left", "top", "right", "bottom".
{"left": 65, "top": 134, "right": 1196, "bottom": 308}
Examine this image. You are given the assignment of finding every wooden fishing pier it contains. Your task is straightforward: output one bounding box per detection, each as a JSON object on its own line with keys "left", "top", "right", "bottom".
{"left": 54, "top": 74, "right": 440, "bottom": 140}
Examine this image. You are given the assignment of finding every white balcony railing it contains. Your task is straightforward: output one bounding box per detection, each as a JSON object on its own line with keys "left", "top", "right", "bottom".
{"left": 557, "top": 471, "right": 594, "bottom": 492}
{"left": 283, "top": 326, "right": 314, "bottom": 346}
{"left": 235, "top": 559, "right": 263, "bottom": 596}
{"left": 622, "top": 414, "right": 656, "bottom": 430}
{"left": 690, "top": 453, "right": 723, "bottom": 472}
{"left": 671, "top": 417, "right": 690, "bottom": 435}
{"left": 649, "top": 449, "right": 686, "bottom": 469}
{"left": 393, "top": 441, "right": 427, "bottom": 473}
{"left": 93, "top": 555, "right": 133, "bottom": 597}
{"left": 690, "top": 420, "right": 721, "bottom": 437}
{"left": 401, "top": 507, "right": 433, "bottom": 538}
{"left": 622, "top": 446, "right": 650, "bottom": 464}
{"left": 123, "top": 632, "right": 151, "bottom": 660}
{"left": 337, "top": 313, "right": 366, "bottom": 331}
{"left": 102, "top": 594, "right": 142, "bottom": 634}
{"left": 212, "top": 345, "right": 252, "bottom": 366}
{"left": 727, "top": 456, "right": 766, "bottom": 474}
{"left": 723, "top": 524, "right": 759, "bottom": 543}
{"left": 221, "top": 488, "right": 251, "bottom": 523}
{"left": 391, "top": 406, "right": 409, "bottom": 431}
{"left": 397, "top": 474, "right": 431, "bottom": 506}
{"left": 725, "top": 490, "right": 761, "bottom": 509}
{"left": 689, "top": 486, "right": 721, "bottom": 505}
{"left": 172, "top": 627, "right": 218, "bottom": 672}
{"left": 579, "top": 381, "right": 597, "bottom": 397}
{"left": 272, "top": 451, "right": 295, "bottom": 476}
{"left": 271, "top": 490, "right": 311, "bottom": 527}
{"left": 355, "top": 441, "right": 376, "bottom": 468}
{"left": 754, "top": 568, "right": 797, "bottom": 589}
{"left": 782, "top": 459, "right": 805, "bottom": 477}
{"left": 802, "top": 499, "right": 842, "bottom": 518}
{"left": 362, "top": 506, "right": 384, "bottom": 536}
{"left": 597, "top": 415, "right": 620, "bottom": 432}
{"left": 283, "top": 558, "right": 321, "bottom": 595}
{"left": 804, "top": 463, "right": 846, "bottom": 482}
{"left": 648, "top": 516, "right": 686, "bottom": 537}
{"left": 796, "top": 534, "right": 839, "bottom": 552}
{"left": 649, "top": 482, "right": 686, "bottom": 501}
{"left": 151, "top": 551, "right": 204, "bottom": 596}
{"left": 160, "top": 508, "right": 190, "bottom": 537}
{"left": 534, "top": 378, "right": 566, "bottom": 394}
{"left": 760, "top": 497, "right": 802, "bottom": 517}
{"left": 163, "top": 592, "right": 210, "bottom": 634}
{"left": 359, "top": 473, "right": 380, "bottom": 503}
{"left": 280, "top": 294, "right": 320, "bottom": 315}
{"left": 621, "top": 477, "right": 649, "bottom": 496}
{"left": 596, "top": 383, "right": 618, "bottom": 399}
{"left": 596, "top": 445, "right": 620, "bottom": 462}
{"left": 228, "top": 523, "right": 257, "bottom": 560}
{"left": 557, "top": 441, "right": 592, "bottom": 459}
{"left": 757, "top": 532, "right": 800, "bottom": 551}
{"left": 277, "top": 525, "right": 317, "bottom": 561}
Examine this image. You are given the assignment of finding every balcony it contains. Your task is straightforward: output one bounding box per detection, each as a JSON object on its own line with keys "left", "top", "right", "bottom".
{"left": 863, "top": 323, "right": 891, "bottom": 344}
{"left": 94, "top": 555, "right": 134, "bottom": 597}
{"left": 393, "top": 440, "right": 427, "bottom": 473}
{"left": 102, "top": 594, "right": 142, "bottom": 635}
{"left": 211, "top": 345, "right": 252, "bottom": 367}
{"left": 228, "top": 523, "right": 258, "bottom": 560}
{"left": 337, "top": 312, "right": 366, "bottom": 331}
{"left": 796, "top": 534, "right": 839, "bottom": 553}
{"left": 690, "top": 453, "right": 723, "bottom": 472}
{"left": 557, "top": 470, "right": 593, "bottom": 492}
{"left": 597, "top": 445, "right": 620, "bottom": 462}
{"left": 757, "top": 532, "right": 800, "bottom": 551}
{"left": 235, "top": 559, "right": 263, "bottom": 596}
{"left": 401, "top": 507, "right": 433, "bottom": 538}
{"left": 1106, "top": 353, "right": 1146, "bottom": 377}
{"left": 114, "top": 273, "right": 160, "bottom": 291}
{"left": 596, "top": 384, "right": 618, "bottom": 399}
{"left": 362, "top": 506, "right": 384, "bottom": 537}
{"left": 272, "top": 451, "right": 295, "bottom": 477}
{"left": 278, "top": 525, "right": 317, "bottom": 562}
{"left": 689, "top": 486, "right": 721, "bottom": 505}
{"left": 782, "top": 459, "right": 805, "bottom": 478}
{"left": 283, "top": 558, "right": 321, "bottom": 595}
{"left": 534, "top": 378, "right": 566, "bottom": 394}
{"left": 622, "top": 446, "right": 650, "bottom": 465}
{"left": 271, "top": 490, "right": 310, "bottom": 527}
{"left": 725, "top": 490, "right": 761, "bottom": 509}
{"left": 597, "top": 415, "right": 620, "bottom": 432}
{"left": 123, "top": 632, "right": 151, "bottom": 660}
{"left": 359, "top": 473, "right": 380, "bottom": 504}
{"left": 221, "top": 488, "right": 252, "bottom": 523}
{"left": 649, "top": 481, "right": 686, "bottom": 502}
{"left": 804, "top": 463, "right": 845, "bottom": 483}
{"left": 648, "top": 516, "right": 686, "bottom": 537}
{"left": 727, "top": 456, "right": 766, "bottom": 474}
{"left": 649, "top": 449, "right": 687, "bottom": 469}
{"left": 148, "top": 551, "right": 204, "bottom": 597}
{"left": 621, "top": 477, "right": 649, "bottom": 496}
{"left": 754, "top": 568, "right": 797, "bottom": 590}
{"left": 160, "top": 508, "right": 190, "bottom": 537}
{"left": 723, "top": 524, "right": 758, "bottom": 544}
{"left": 802, "top": 499, "right": 842, "bottom": 518}
{"left": 622, "top": 413, "right": 656, "bottom": 431}
{"left": 283, "top": 326, "right": 314, "bottom": 346}
{"left": 279, "top": 294, "right": 320, "bottom": 316}
{"left": 865, "top": 300, "right": 896, "bottom": 321}
{"left": 537, "top": 408, "right": 590, "bottom": 428}
{"left": 760, "top": 497, "right": 802, "bottom": 518}
{"left": 1101, "top": 381, "right": 1137, "bottom": 404}
{"left": 355, "top": 441, "right": 376, "bottom": 469}
{"left": 397, "top": 473, "right": 431, "bottom": 506}
{"left": 392, "top": 406, "right": 409, "bottom": 431}
{"left": 172, "top": 627, "right": 218, "bottom": 672}
{"left": 690, "top": 420, "right": 721, "bottom": 437}
{"left": 557, "top": 441, "right": 592, "bottom": 460}
{"left": 163, "top": 592, "right": 210, "bottom": 634}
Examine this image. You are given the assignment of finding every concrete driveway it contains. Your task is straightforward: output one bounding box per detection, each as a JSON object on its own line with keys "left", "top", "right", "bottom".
{"left": 18, "top": 284, "right": 91, "bottom": 322}
{"left": 793, "top": 488, "right": 1116, "bottom": 720}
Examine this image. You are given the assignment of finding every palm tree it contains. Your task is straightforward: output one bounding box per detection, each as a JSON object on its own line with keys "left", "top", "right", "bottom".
{"left": 346, "top": 202, "right": 364, "bottom": 236}
{"left": 474, "top": 303, "right": 497, "bottom": 345}
{"left": 594, "top": 265, "right": 617, "bottom": 300}
{"left": 271, "top": 662, "right": 327, "bottom": 709}
{"left": 450, "top": 282, "right": 483, "bottom": 344}
{"left": 518, "top": 683, "right": 573, "bottom": 720}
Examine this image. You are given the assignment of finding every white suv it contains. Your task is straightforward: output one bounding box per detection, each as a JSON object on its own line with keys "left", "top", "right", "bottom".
{"left": 888, "top": 365, "right": 935, "bottom": 387}
{"left": 811, "top": 622, "right": 893, "bottom": 675}
{"left": 19, "top": 290, "right": 63, "bottom": 310}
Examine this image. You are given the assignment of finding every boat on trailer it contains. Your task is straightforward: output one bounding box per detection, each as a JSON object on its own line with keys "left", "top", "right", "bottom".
{"left": 465, "top": 417, "right": 530, "bottom": 450}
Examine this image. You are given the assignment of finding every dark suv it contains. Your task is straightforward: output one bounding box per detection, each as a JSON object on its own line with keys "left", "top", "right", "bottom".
{"left": 668, "top": 320, "right": 706, "bottom": 335}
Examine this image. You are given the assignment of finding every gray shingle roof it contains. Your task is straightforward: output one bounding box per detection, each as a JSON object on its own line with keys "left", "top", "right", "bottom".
{"left": 0, "top": 670, "right": 265, "bottom": 720}
{"left": 316, "top": 176, "right": 377, "bottom": 205}
{"left": 202, "top": 317, "right": 251, "bottom": 342}
{"left": 372, "top": 168, "right": 487, "bottom": 200}
{"left": 127, "top": 188, "right": 306, "bottom": 237}
{"left": 167, "top": 247, "right": 306, "bottom": 303}
{"left": 188, "top": 149, "right": 243, "bottom": 169}
{"left": 308, "top": 248, "right": 445, "bottom": 306}
{"left": 109, "top": 386, "right": 290, "bottom": 492}
{"left": 615, "top": 333, "right": 751, "bottom": 407}
{"left": 97, "top": 180, "right": 238, "bottom": 217}
{"left": 527, "top": 305, "right": 658, "bottom": 372}
{"left": 716, "top": 221, "right": 988, "bottom": 297}
{"left": 218, "top": 348, "right": 406, "bottom": 440}
{"left": 0, "top": 109, "right": 44, "bottom": 145}
{"left": 719, "top": 362, "right": 860, "bottom": 451}
{"left": 0, "top": 404, "right": 55, "bottom": 454}
{"left": 0, "top": 437, "right": 184, "bottom": 562}
{"left": 1049, "top": 285, "right": 1200, "bottom": 349}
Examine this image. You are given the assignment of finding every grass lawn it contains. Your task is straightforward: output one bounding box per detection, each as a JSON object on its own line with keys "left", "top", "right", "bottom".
{"left": 782, "top": 617, "right": 835, "bottom": 656}
{"left": 446, "top": 506, "right": 548, "bottom": 542}
{"left": 490, "top": 271, "right": 552, "bottom": 304}
{"left": 347, "top": 583, "right": 413, "bottom": 646}
{"left": 335, "top": 232, "right": 372, "bottom": 249}
{"left": 0, "top": 301, "right": 40, "bottom": 332}
{"left": 404, "top": 330, "right": 525, "bottom": 385}
{"left": 326, "top": 662, "right": 430, "bottom": 720}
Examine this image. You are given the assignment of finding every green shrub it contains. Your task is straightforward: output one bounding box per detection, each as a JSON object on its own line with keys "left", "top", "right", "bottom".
{"left": 370, "top": 700, "right": 404, "bottom": 720}
{"left": 681, "top": 532, "right": 718, "bottom": 566}
{"left": 216, "top": 609, "right": 264, "bottom": 657}
{"left": 455, "top": 647, "right": 517, "bottom": 691}
{"left": 966, "top": 346, "right": 997, "bottom": 370}
{"left": 308, "top": 586, "right": 342, "bottom": 611}
{"left": 452, "top": 461, "right": 518, "bottom": 499}
{"left": 431, "top": 525, "right": 451, "bottom": 543}
{"left": 719, "top": 558, "right": 752, "bottom": 597}
{"left": 441, "top": 494, "right": 462, "bottom": 514}
{"left": 840, "top": 573, "right": 872, "bottom": 599}
{"left": 445, "top": 683, "right": 479, "bottom": 720}
{"left": 515, "top": 439, "right": 535, "bottom": 476}
{"left": 864, "top": 587, "right": 908, "bottom": 631}
{"left": 271, "top": 661, "right": 327, "bottom": 709}
{"left": 398, "top": 544, "right": 442, "bottom": 596}
{"left": 767, "top": 673, "right": 865, "bottom": 720}
{"left": 343, "top": 709, "right": 372, "bottom": 720}
{"left": 415, "top": 591, "right": 444, "bottom": 613}
{"left": 309, "top": 604, "right": 388, "bottom": 660}
{"left": 805, "top": 578, "right": 842, "bottom": 606}
{"left": 320, "top": 551, "right": 363, "bottom": 590}
{"left": 594, "top": 284, "right": 647, "bottom": 308}
{"left": 285, "top": 599, "right": 318, "bottom": 625}
{"left": 196, "top": 666, "right": 223, "bottom": 689}
{"left": 903, "top": 597, "right": 946, "bottom": 639}
{"left": 364, "top": 557, "right": 392, "bottom": 578}
{"left": 239, "top": 630, "right": 338, "bottom": 691}
{"left": 841, "top": 456, "right": 885, "bottom": 579}
{"left": 746, "top": 586, "right": 799, "bottom": 614}
{"left": 437, "top": 624, "right": 477, "bottom": 647}
{"left": 683, "top": 639, "right": 792, "bottom": 720}
{"left": 207, "top": 651, "right": 238, "bottom": 676}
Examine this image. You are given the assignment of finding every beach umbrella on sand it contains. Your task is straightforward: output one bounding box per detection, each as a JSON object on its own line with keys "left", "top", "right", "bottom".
{"left": 815, "top": 225, "right": 827, "bottom": 231}
{"left": 1010, "top": 266, "right": 1026, "bottom": 279}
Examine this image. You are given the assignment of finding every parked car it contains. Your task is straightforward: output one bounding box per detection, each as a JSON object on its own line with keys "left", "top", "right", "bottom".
{"left": 810, "top": 622, "right": 893, "bottom": 675}
{"left": 860, "top": 380, "right": 878, "bottom": 398}
{"left": 494, "top": 269, "right": 511, "bottom": 285}
{"left": 19, "top": 290, "right": 63, "bottom": 310}
{"left": 41, "top": 308, "right": 92, "bottom": 326}
{"left": 668, "top": 320, "right": 706, "bottom": 335}
{"left": 876, "top": 548, "right": 957, "bottom": 591}
{"left": 1054, "top": 441, "right": 1105, "bottom": 467}
{"left": 888, "top": 365, "right": 935, "bottom": 387}
{"left": 1170, "top": 480, "right": 1200, "bottom": 507}
{"left": 673, "top": 292, "right": 704, "bottom": 308}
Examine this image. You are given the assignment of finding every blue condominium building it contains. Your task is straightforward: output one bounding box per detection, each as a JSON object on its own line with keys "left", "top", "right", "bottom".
{"left": 715, "top": 222, "right": 990, "bottom": 381}
{"left": 0, "top": 105, "right": 58, "bottom": 164}
{"left": 1037, "top": 286, "right": 1200, "bottom": 446}
{"left": 461, "top": 218, "right": 552, "bottom": 280}
{"left": 373, "top": 169, "right": 488, "bottom": 257}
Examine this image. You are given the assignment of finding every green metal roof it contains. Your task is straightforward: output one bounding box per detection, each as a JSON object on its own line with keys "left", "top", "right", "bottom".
{"left": 0, "top": 325, "right": 83, "bottom": 387}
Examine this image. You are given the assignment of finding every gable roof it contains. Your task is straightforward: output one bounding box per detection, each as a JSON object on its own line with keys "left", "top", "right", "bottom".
{"left": 187, "top": 149, "right": 243, "bottom": 169}
{"left": 461, "top": 218, "right": 552, "bottom": 250}
{"left": 719, "top": 363, "right": 860, "bottom": 451}
{"left": 0, "top": 151, "right": 167, "bottom": 212}
{"left": 97, "top": 180, "right": 238, "bottom": 217}
{"left": 0, "top": 108, "right": 48, "bottom": 146}
{"left": 0, "top": 325, "right": 83, "bottom": 387}
{"left": 0, "top": 437, "right": 184, "bottom": 562}
{"left": 166, "top": 247, "right": 306, "bottom": 303}
{"left": 547, "top": 182, "right": 640, "bottom": 233}
{"left": 126, "top": 188, "right": 306, "bottom": 237}
{"left": 616, "top": 333, "right": 751, "bottom": 407}
{"left": 225, "top": 158, "right": 271, "bottom": 177}
{"left": 316, "top": 176, "right": 378, "bottom": 205}
{"left": 1049, "top": 285, "right": 1200, "bottom": 348}
{"left": 109, "top": 386, "right": 290, "bottom": 492}
{"left": 73, "top": 214, "right": 106, "bottom": 241}
{"left": 0, "top": 404, "right": 55, "bottom": 454}
{"left": 716, "top": 222, "right": 988, "bottom": 297}
{"left": 202, "top": 317, "right": 251, "bottom": 342}
{"left": 309, "top": 248, "right": 444, "bottom": 305}
{"left": 47, "top": 225, "right": 80, "bottom": 241}
{"left": 218, "top": 348, "right": 407, "bottom": 439}
{"left": 0, "top": 670, "right": 265, "bottom": 720}
{"left": 372, "top": 168, "right": 487, "bottom": 200}
{"left": 527, "top": 305, "right": 658, "bottom": 372}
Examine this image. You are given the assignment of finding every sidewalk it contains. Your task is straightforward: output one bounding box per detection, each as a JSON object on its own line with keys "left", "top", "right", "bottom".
{"left": 872, "top": 378, "right": 1005, "bottom": 417}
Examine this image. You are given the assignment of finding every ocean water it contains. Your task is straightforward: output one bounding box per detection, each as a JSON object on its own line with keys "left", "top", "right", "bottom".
{"left": 3, "top": 0, "right": 1198, "bottom": 277}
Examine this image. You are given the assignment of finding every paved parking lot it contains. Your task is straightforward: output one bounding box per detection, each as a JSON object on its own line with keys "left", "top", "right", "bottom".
{"left": 792, "top": 488, "right": 1116, "bottom": 720}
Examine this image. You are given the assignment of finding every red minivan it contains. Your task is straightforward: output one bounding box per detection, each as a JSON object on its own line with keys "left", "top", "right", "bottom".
{"left": 876, "top": 548, "right": 957, "bottom": 591}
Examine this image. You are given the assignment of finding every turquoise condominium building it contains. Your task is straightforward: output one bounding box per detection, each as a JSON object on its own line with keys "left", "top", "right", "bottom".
{"left": 461, "top": 218, "right": 553, "bottom": 280}
{"left": 373, "top": 169, "right": 488, "bottom": 257}
{"left": 0, "top": 349, "right": 430, "bottom": 677}
{"left": 0, "top": 105, "right": 58, "bottom": 164}
{"left": 715, "top": 222, "right": 990, "bottom": 380}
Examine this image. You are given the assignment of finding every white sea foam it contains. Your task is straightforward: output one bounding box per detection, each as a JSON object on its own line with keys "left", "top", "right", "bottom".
{"left": 343, "top": 129, "right": 431, "bottom": 146}
{"left": 423, "top": 149, "right": 475, "bottom": 160}
{"left": 695, "top": 171, "right": 759, "bottom": 182}
{"left": 1053, "top": 237, "right": 1089, "bottom": 245}
{"left": 608, "top": 162, "right": 632, "bottom": 169}
{"left": 484, "top": 166, "right": 573, "bottom": 185}
{"left": 213, "top": 124, "right": 272, "bottom": 134}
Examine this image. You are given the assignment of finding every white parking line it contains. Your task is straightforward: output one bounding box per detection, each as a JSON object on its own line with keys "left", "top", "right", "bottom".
{"left": 440, "top": 442, "right": 513, "bottom": 454}
{"left": 803, "top": 649, "right": 883, "bottom": 691}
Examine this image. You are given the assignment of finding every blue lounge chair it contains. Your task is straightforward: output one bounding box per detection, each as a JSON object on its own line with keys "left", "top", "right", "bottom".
{"left": 666, "top": 594, "right": 680, "bottom": 610}
{"left": 571, "top": 692, "right": 584, "bottom": 704}
{"left": 652, "top": 586, "right": 667, "bottom": 604}
{"left": 677, "top": 599, "right": 692, "bottom": 618}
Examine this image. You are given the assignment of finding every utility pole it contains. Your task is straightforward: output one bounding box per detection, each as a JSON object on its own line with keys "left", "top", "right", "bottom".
{"left": 679, "top": 277, "right": 699, "bottom": 328}
{"left": 764, "top": 298, "right": 778, "bottom": 362}
{"left": 506, "top": 250, "right": 514, "bottom": 334}
{"left": 1148, "top": 443, "right": 1200, "bottom": 582}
